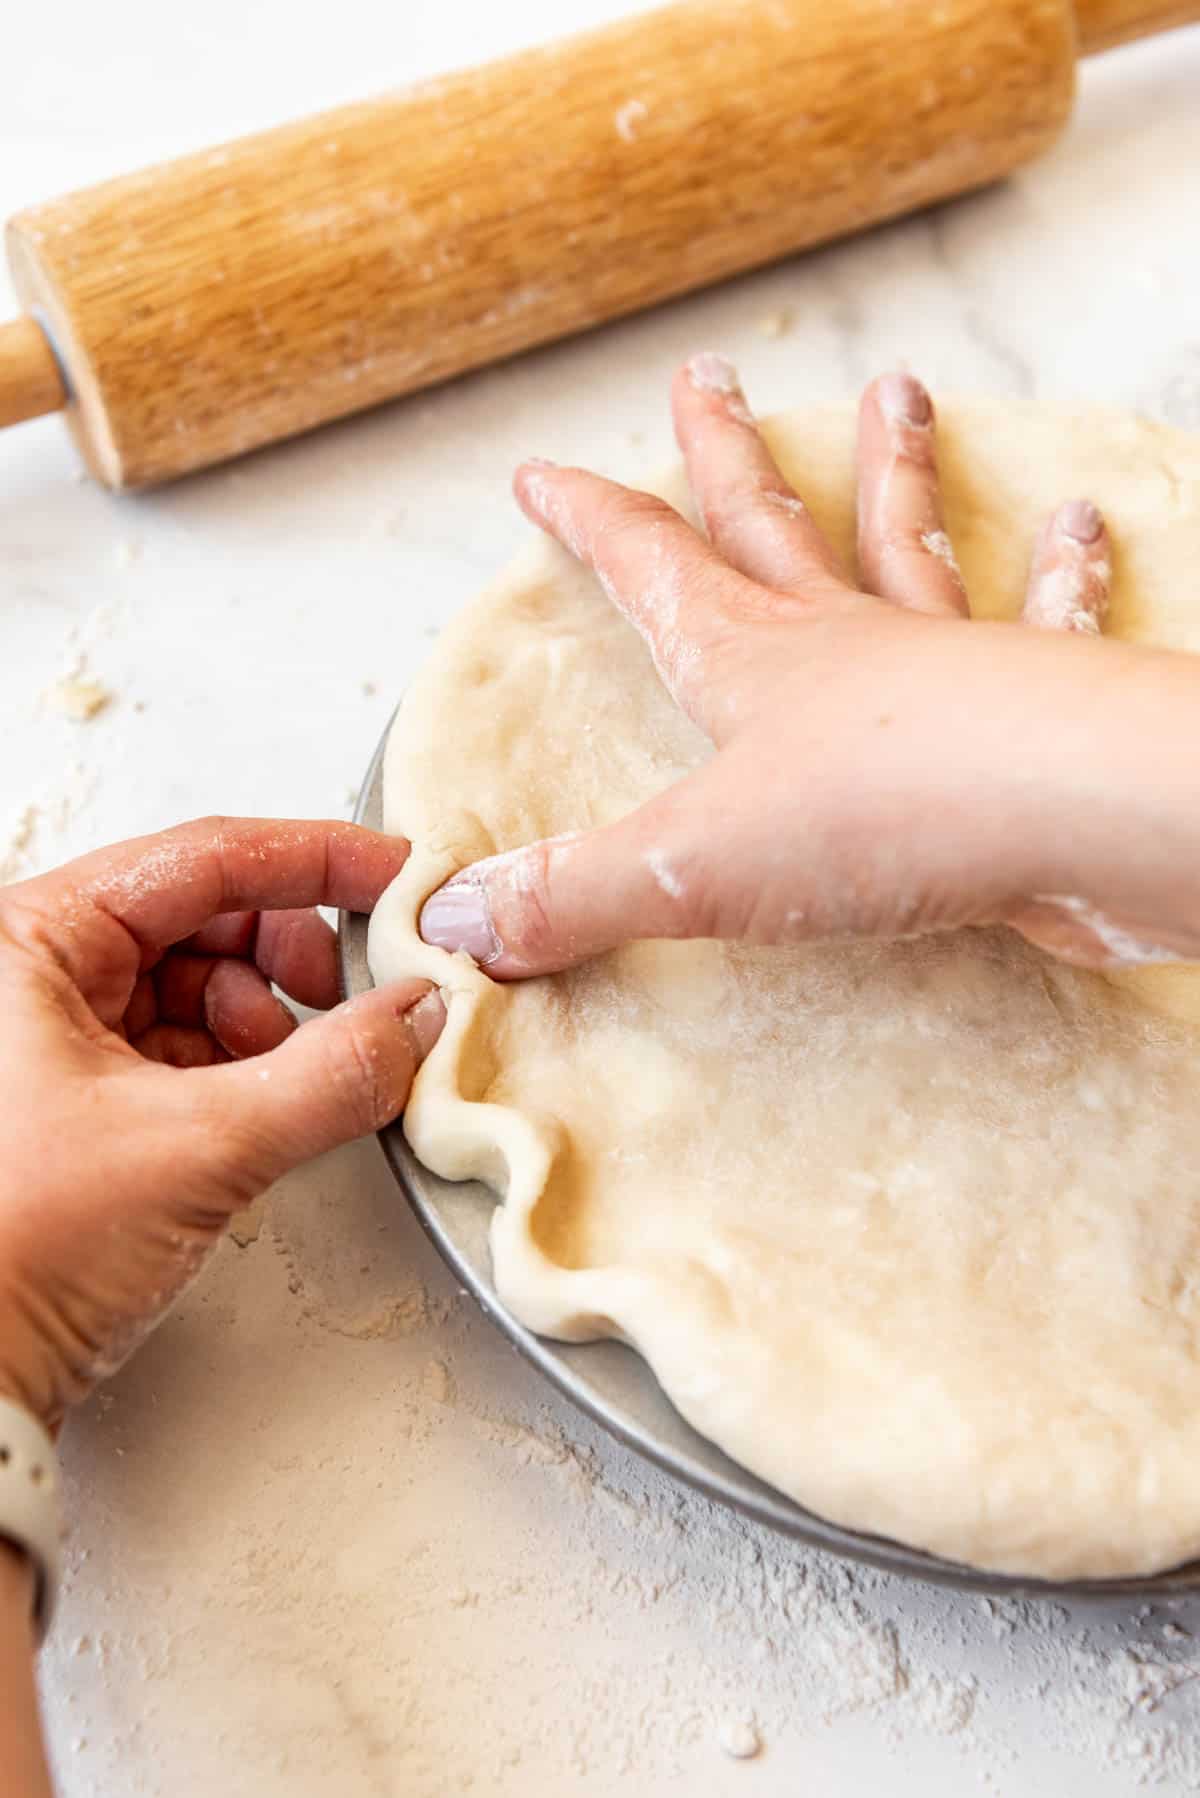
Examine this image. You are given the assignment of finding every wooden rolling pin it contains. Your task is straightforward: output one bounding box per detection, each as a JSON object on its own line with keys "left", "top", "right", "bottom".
{"left": 2, "top": 0, "right": 1197, "bottom": 489}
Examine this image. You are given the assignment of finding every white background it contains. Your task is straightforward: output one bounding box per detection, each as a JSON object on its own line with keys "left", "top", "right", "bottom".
{"left": 4, "top": 4, "right": 1200, "bottom": 1793}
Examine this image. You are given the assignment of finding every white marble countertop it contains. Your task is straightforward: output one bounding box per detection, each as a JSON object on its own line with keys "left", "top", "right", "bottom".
{"left": 5, "top": 5, "right": 1200, "bottom": 1793}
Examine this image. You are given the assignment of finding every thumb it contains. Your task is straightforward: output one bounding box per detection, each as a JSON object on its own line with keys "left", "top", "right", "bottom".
{"left": 418, "top": 768, "right": 727, "bottom": 979}
{"left": 201, "top": 979, "right": 445, "bottom": 1178}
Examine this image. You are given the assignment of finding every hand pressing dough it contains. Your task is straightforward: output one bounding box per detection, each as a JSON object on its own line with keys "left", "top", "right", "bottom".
{"left": 369, "top": 400, "right": 1200, "bottom": 1580}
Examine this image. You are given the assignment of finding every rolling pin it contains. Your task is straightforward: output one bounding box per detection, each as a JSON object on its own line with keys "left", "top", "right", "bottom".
{"left": 2, "top": 0, "right": 1197, "bottom": 489}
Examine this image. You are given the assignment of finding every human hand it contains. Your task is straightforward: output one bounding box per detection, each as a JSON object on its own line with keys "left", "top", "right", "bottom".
{"left": 0, "top": 818, "right": 442, "bottom": 1426}
{"left": 419, "top": 360, "right": 1200, "bottom": 978}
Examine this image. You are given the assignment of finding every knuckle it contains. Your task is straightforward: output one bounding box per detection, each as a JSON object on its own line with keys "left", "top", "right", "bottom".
{"left": 710, "top": 579, "right": 776, "bottom": 627}
{"left": 879, "top": 521, "right": 930, "bottom": 558}
{"left": 704, "top": 476, "right": 790, "bottom": 534}
{"left": 175, "top": 813, "right": 233, "bottom": 844}
{"left": 602, "top": 489, "right": 675, "bottom": 536}
{"left": 494, "top": 842, "right": 562, "bottom": 966}
{"left": 670, "top": 880, "right": 725, "bottom": 939}
{"left": 254, "top": 909, "right": 300, "bottom": 980}
{"left": 877, "top": 523, "right": 964, "bottom": 590}
{"left": 325, "top": 1010, "right": 400, "bottom": 1134}
{"left": 0, "top": 894, "right": 47, "bottom": 957}
{"left": 207, "top": 1130, "right": 276, "bottom": 1205}
{"left": 893, "top": 431, "right": 938, "bottom": 474}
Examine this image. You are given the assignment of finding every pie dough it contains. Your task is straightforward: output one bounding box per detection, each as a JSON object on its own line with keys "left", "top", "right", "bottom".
{"left": 368, "top": 400, "right": 1200, "bottom": 1580}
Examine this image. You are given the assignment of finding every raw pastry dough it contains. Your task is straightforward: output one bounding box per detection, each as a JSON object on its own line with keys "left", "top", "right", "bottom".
{"left": 369, "top": 401, "right": 1200, "bottom": 1579}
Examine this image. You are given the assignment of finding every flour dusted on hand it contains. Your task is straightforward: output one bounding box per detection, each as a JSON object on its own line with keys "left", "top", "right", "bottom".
{"left": 369, "top": 399, "right": 1200, "bottom": 1578}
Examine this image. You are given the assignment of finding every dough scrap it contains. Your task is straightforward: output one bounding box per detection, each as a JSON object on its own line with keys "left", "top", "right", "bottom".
{"left": 369, "top": 400, "right": 1200, "bottom": 1579}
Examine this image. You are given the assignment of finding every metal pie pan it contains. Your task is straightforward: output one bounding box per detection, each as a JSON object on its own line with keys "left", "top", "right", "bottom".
{"left": 338, "top": 719, "right": 1200, "bottom": 1599}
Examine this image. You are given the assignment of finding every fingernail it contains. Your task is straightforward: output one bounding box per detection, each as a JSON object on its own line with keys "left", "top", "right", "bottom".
{"left": 419, "top": 876, "right": 499, "bottom": 965}
{"left": 518, "top": 462, "right": 560, "bottom": 514}
{"left": 686, "top": 350, "right": 740, "bottom": 396}
{"left": 876, "top": 371, "right": 932, "bottom": 427}
{"left": 403, "top": 988, "right": 446, "bottom": 1061}
{"left": 1058, "top": 498, "right": 1103, "bottom": 544}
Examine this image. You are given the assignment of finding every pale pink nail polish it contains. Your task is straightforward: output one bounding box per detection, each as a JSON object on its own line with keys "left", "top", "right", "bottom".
{"left": 523, "top": 456, "right": 558, "bottom": 470}
{"left": 876, "top": 371, "right": 932, "bottom": 427}
{"left": 419, "top": 876, "right": 500, "bottom": 965}
{"left": 1059, "top": 499, "right": 1103, "bottom": 544}
{"left": 686, "top": 350, "right": 740, "bottom": 395}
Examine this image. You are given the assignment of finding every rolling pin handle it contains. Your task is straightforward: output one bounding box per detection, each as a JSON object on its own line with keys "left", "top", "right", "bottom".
{"left": 0, "top": 316, "right": 67, "bottom": 429}
{"left": 1074, "top": 0, "right": 1200, "bottom": 55}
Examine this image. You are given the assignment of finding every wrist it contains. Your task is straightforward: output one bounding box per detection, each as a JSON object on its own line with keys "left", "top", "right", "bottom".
{"left": 0, "top": 1535, "right": 54, "bottom": 1798}
{"left": 0, "top": 1397, "right": 63, "bottom": 1642}
{"left": 1019, "top": 636, "right": 1200, "bottom": 956}
{"left": 899, "top": 620, "right": 1200, "bottom": 953}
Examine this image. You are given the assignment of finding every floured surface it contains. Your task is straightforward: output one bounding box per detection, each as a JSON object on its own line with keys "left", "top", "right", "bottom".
{"left": 369, "top": 400, "right": 1200, "bottom": 1580}
{"left": 47, "top": 1184, "right": 1200, "bottom": 1796}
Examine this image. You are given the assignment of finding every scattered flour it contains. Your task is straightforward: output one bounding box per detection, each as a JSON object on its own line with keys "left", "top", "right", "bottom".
{"left": 43, "top": 1193, "right": 1200, "bottom": 1795}
{"left": 44, "top": 673, "right": 112, "bottom": 721}
{"left": 763, "top": 489, "right": 810, "bottom": 518}
{"left": 614, "top": 99, "right": 648, "bottom": 143}
{"left": 921, "top": 528, "right": 962, "bottom": 575}
{"left": 758, "top": 309, "right": 793, "bottom": 339}
{"left": 645, "top": 847, "right": 685, "bottom": 900}
{"left": 1036, "top": 893, "right": 1182, "bottom": 969}
{"left": 1, "top": 803, "right": 38, "bottom": 883}
{"left": 422, "top": 1358, "right": 455, "bottom": 1405}
{"left": 1024, "top": 562, "right": 1108, "bottom": 634}
{"left": 228, "top": 1196, "right": 268, "bottom": 1248}
{"left": 716, "top": 1715, "right": 760, "bottom": 1759}
{"left": 1, "top": 763, "right": 98, "bottom": 885}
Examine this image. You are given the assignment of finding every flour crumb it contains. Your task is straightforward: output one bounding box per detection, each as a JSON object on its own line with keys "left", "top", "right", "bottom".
{"left": 1035, "top": 893, "right": 1181, "bottom": 968}
{"left": 921, "top": 529, "right": 961, "bottom": 574}
{"left": 646, "top": 848, "right": 685, "bottom": 901}
{"left": 911, "top": 1670, "right": 978, "bottom": 1735}
{"left": 764, "top": 490, "right": 808, "bottom": 518}
{"left": 44, "top": 674, "right": 112, "bottom": 721}
{"left": 114, "top": 538, "right": 142, "bottom": 568}
{"left": 307, "top": 1288, "right": 430, "bottom": 1341}
{"left": 615, "top": 99, "right": 648, "bottom": 142}
{"left": 717, "top": 1716, "right": 760, "bottom": 1760}
{"left": 1, "top": 804, "right": 38, "bottom": 882}
{"left": 422, "top": 1358, "right": 455, "bottom": 1405}
{"left": 229, "top": 1197, "right": 267, "bottom": 1247}
{"left": 2, "top": 763, "right": 98, "bottom": 882}
{"left": 758, "top": 308, "right": 793, "bottom": 339}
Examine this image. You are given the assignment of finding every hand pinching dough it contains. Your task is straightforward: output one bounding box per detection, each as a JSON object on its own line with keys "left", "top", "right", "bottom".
{"left": 369, "top": 401, "right": 1200, "bottom": 1579}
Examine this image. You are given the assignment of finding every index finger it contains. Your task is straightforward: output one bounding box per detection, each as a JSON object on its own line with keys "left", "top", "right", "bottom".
{"left": 11, "top": 817, "right": 410, "bottom": 969}
{"left": 513, "top": 459, "right": 759, "bottom": 736}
